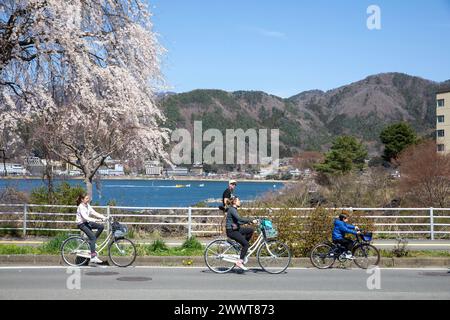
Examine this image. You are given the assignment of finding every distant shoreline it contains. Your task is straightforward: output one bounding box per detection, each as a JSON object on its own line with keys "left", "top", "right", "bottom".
{"left": 0, "top": 176, "right": 297, "bottom": 184}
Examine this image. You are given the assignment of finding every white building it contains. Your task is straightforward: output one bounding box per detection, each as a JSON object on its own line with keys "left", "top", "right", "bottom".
{"left": 165, "top": 167, "right": 189, "bottom": 176}
{"left": 98, "top": 164, "right": 125, "bottom": 176}
{"left": 145, "top": 160, "right": 163, "bottom": 176}
{"left": 69, "top": 170, "right": 82, "bottom": 176}
{"left": 0, "top": 163, "right": 27, "bottom": 175}
{"left": 289, "top": 168, "right": 301, "bottom": 177}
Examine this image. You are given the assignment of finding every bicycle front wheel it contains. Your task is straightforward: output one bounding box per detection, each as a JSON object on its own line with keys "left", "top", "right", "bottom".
{"left": 109, "top": 238, "right": 137, "bottom": 267}
{"left": 352, "top": 244, "right": 380, "bottom": 269}
{"left": 257, "top": 240, "right": 291, "bottom": 274}
{"left": 204, "top": 239, "right": 240, "bottom": 274}
{"left": 61, "top": 236, "right": 90, "bottom": 267}
{"left": 310, "top": 243, "right": 336, "bottom": 269}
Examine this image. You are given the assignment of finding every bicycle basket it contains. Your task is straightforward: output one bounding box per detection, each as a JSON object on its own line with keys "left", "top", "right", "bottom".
{"left": 112, "top": 221, "right": 128, "bottom": 239}
{"left": 361, "top": 232, "right": 372, "bottom": 242}
{"left": 261, "top": 219, "right": 278, "bottom": 239}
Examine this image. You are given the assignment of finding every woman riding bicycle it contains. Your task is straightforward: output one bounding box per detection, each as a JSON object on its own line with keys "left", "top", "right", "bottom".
{"left": 332, "top": 213, "right": 360, "bottom": 259}
{"left": 225, "top": 196, "right": 258, "bottom": 271}
{"left": 76, "top": 194, "right": 107, "bottom": 264}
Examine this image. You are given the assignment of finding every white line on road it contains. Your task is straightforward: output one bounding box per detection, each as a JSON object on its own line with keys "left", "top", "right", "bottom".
{"left": 0, "top": 266, "right": 448, "bottom": 271}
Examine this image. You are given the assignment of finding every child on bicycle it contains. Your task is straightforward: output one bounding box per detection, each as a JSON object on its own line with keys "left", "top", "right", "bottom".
{"left": 332, "top": 213, "right": 360, "bottom": 259}
{"left": 76, "top": 194, "right": 107, "bottom": 264}
{"left": 225, "top": 196, "right": 258, "bottom": 271}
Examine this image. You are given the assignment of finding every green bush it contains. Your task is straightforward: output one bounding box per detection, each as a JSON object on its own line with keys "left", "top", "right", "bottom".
{"left": 148, "top": 239, "right": 169, "bottom": 252}
{"left": 30, "top": 182, "right": 86, "bottom": 206}
{"left": 39, "top": 233, "right": 68, "bottom": 254}
{"left": 181, "top": 236, "right": 203, "bottom": 250}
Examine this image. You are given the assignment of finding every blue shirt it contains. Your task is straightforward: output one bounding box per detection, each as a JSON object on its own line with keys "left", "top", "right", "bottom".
{"left": 332, "top": 219, "right": 357, "bottom": 240}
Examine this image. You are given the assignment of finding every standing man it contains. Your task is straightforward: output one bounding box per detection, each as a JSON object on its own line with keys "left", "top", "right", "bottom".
{"left": 222, "top": 179, "right": 237, "bottom": 208}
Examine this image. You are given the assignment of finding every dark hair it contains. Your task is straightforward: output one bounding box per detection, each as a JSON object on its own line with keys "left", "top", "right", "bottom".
{"left": 228, "top": 196, "right": 239, "bottom": 206}
{"left": 339, "top": 213, "right": 348, "bottom": 221}
{"left": 76, "top": 193, "right": 88, "bottom": 206}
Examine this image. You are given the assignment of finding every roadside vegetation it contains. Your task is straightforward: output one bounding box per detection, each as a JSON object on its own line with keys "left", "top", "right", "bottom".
{"left": 0, "top": 235, "right": 205, "bottom": 256}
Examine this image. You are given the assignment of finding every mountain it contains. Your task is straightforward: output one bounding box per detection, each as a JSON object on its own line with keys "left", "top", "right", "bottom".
{"left": 159, "top": 73, "right": 450, "bottom": 156}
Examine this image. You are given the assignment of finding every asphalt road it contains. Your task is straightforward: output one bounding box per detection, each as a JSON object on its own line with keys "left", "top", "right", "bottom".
{"left": 0, "top": 266, "right": 449, "bottom": 300}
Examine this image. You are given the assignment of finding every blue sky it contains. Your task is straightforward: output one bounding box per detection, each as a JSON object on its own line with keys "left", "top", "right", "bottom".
{"left": 149, "top": 0, "right": 450, "bottom": 98}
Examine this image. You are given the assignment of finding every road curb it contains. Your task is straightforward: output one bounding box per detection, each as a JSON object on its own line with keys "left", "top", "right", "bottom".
{"left": 0, "top": 255, "right": 449, "bottom": 268}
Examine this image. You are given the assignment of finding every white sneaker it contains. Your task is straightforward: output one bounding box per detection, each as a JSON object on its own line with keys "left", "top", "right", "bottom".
{"left": 243, "top": 257, "right": 249, "bottom": 264}
{"left": 236, "top": 260, "right": 248, "bottom": 271}
{"left": 345, "top": 253, "right": 354, "bottom": 260}
{"left": 90, "top": 256, "right": 103, "bottom": 264}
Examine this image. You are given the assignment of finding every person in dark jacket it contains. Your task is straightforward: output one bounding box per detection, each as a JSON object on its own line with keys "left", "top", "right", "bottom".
{"left": 222, "top": 180, "right": 237, "bottom": 206}
{"left": 225, "top": 196, "right": 257, "bottom": 270}
{"left": 332, "top": 213, "right": 360, "bottom": 259}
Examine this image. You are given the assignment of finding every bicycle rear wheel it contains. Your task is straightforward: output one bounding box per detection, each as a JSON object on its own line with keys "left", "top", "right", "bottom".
{"left": 257, "top": 240, "right": 291, "bottom": 274}
{"left": 310, "top": 243, "right": 336, "bottom": 269}
{"left": 61, "top": 236, "right": 90, "bottom": 266}
{"left": 204, "top": 239, "right": 240, "bottom": 274}
{"left": 109, "top": 238, "right": 137, "bottom": 267}
{"left": 352, "top": 244, "right": 380, "bottom": 269}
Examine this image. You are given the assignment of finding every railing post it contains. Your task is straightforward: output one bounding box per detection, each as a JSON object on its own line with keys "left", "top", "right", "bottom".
{"left": 23, "top": 204, "right": 27, "bottom": 237}
{"left": 106, "top": 206, "right": 111, "bottom": 234}
{"left": 430, "top": 207, "right": 435, "bottom": 241}
{"left": 188, "top": 207, "right": 192, "bottom": 239}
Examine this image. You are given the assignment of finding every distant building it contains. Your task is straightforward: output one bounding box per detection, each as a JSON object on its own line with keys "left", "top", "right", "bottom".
{"left": 0, "top": 163, "right": 27, "bottom": 175}
{"left": 190, "top": 164, "right": 204, "bottom": 176}
{"left": 436, "top": 88, "right": 450, "bottom": 153}
{"left": 98, "top": 166, "right": 109, "bottom": 175}
{"left": 65, "top": 161, "right": 79, "bottom": 173}
{"left": 145, "top": 160, "right": 163, "bottom": 176}
{"left": 289, "top": 168, "right": 301, "bottom": 177}
{"left": 23, "top": 156, "right": 45, "bottom": 176}
{"left": 279, "top": 157, "right": 293, "bottom": 166}
{"left": 98, "top": 164, "right": 125, "bottom": 176}
{"left": 165, "top": 167, "right": 189, "bottom": 176}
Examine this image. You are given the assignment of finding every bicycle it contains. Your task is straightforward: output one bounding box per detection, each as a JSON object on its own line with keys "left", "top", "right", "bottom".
{"left": 61, "top": 216, "right": 137, "bottom": 267}
{"left": 204, "top": 218, "right": 292, "bottom": 274}
{"left": 310, "top": 231, "right": 380, "bottom": 269}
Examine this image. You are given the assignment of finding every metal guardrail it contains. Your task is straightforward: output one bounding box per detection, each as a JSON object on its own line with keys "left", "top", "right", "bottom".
{"left": 0, "top": 204, "right": 449, "bottom": 239}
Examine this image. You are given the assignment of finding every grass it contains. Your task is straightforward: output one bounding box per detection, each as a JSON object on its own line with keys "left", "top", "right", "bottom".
{"left": 135, "top": 237, "right": 205, "bottom": 256}
{"left": 0, "top": 235, "right": 205, "bottom": 256}
{"left": 0, "top": 244, "right": 42, "bottom": 255}
{"left": 0, "top": 234, "right": 449, "bottom": 258}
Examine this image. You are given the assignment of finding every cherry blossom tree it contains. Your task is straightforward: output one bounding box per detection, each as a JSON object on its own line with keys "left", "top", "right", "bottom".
{"left": 0, "top": 0, "right": 170, "bottom": 197}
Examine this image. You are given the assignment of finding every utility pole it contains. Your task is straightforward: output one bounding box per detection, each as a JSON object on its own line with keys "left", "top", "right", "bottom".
{"left": 0, "top": 149, "right": 6, "bottom": 176}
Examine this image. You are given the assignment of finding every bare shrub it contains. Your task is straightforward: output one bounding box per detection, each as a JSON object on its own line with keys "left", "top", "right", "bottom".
{"left": 397, "top": 140, "right": 450, "bottom": 207}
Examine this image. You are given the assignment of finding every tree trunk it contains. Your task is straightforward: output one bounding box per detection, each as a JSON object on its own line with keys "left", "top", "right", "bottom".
{"left": 85, "top": 176, "right": 93, "bottom": 200}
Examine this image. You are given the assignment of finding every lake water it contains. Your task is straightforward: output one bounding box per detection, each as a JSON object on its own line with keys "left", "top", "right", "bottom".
{"left": 0, "top": 179, "right": 285, "bottom": 207}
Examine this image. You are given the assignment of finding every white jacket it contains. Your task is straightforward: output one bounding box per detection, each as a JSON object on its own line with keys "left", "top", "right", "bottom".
{"left": 76, "top": 203, "right": 98, "bottom": 224}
